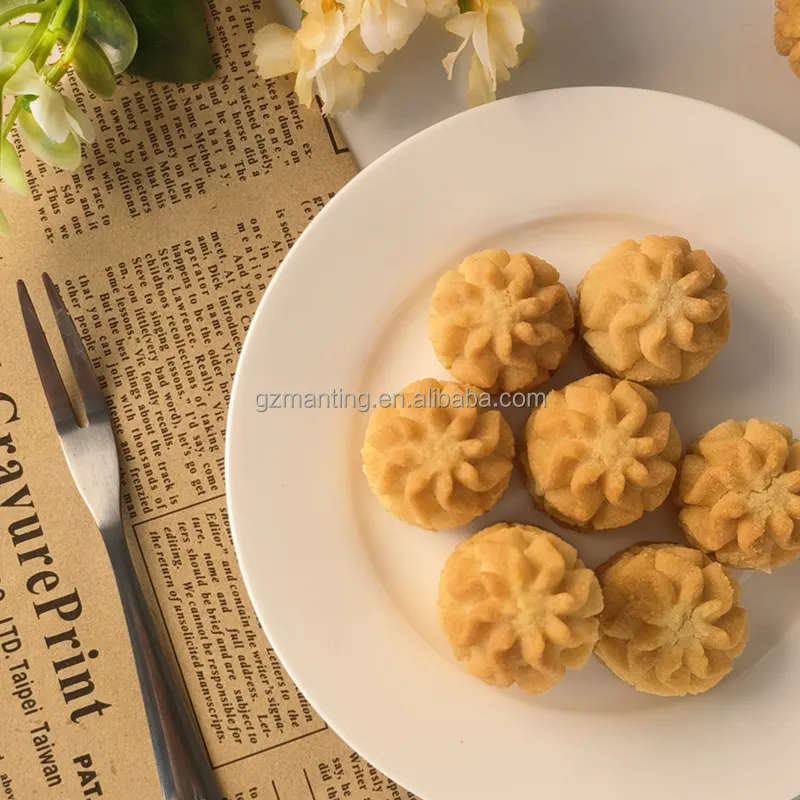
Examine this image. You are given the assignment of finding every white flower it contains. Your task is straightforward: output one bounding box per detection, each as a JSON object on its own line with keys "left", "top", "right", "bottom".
{"left": 356, "top": 0, "right": 427, "bottom": 55}
{"left": 254, "top": 0, "right": 383, "bottom": 115}
{"left": 443, "top": 0, "right": 532, "bottom": 106}
{"left": 5, "top": 62, "right": 95, "bottom": 146}
{"left": 297, "top": 0, "right": 351, "bottom": 74}
{"left": 0, "top": 138, "right": 29, "bottom": 197}
{"left": 253, "top": 25, "right": 295, "bottom": 81}
{"left": 337, "top": 28, "right": 385, "bottom": 72}
{"left": 315, "top": 59, "right": 365, "bottom": 113}
{"left": 426, "top": 0, "right": 459, "bottom": 17}
{"left": 17, "top": 110, "right": 82, "bottom": 171}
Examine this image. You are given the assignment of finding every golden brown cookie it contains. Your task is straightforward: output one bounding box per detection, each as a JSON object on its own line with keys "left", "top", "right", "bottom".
{"left": 677, "top": 419, "right": 800, "bottom": 571}
{"left": 438, "top": 522, "right": 603, "bottom": 693}
{"left": 522, "top": 374, "right": 681, "bottom": 531}
{"left": 577, "top": 235, "right": 730, "bottom": 386}
{"left": 595, "top": 542, "right": 748, "bottom": 697}
{"left": 430, "top": 249, "right": 574, "bottom": 393}
{"left": 775, "top": 0, "right": 800, "bottom": 78}
{"left": 362, "top": 378, "right": 514, "bottom": 530}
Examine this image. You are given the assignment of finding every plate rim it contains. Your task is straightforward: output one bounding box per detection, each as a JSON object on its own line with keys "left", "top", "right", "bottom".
{"left": 225, "top": 86, "right": 800, "bottom": 800}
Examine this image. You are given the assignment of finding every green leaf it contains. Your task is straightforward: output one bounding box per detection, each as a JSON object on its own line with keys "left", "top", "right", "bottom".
{"left": 0, "top": 138, "right": 29, "bottom": 196}
{"left": 18, "top": 108, "right": 81, "bottom": 170}
{"left": 69, "top": 33, "right": 117, "bottom": 97}
{"left": 0, "top": 206, "right": 9, "bottom": 237}
{"left": 0, "top": 0, "right": 50, "bottom": 28}
{"left": 0, "top": 21, "right": 36, "bottom": 53}
{"left": 64, "top": 0, "right": 138, "bottom": 75}
{"left": 119, "top": 0, "right": 214, "bottom": 84}
{"left": 0, "top": 0, "right": 39, "bottom": 12}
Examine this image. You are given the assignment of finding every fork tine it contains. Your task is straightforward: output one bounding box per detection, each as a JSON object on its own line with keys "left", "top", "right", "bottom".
{"left": 43, "top": 273, "right": 107, "bottom": 419}
{"left": 17, "top": 279, "right": 76, "bottom": 432}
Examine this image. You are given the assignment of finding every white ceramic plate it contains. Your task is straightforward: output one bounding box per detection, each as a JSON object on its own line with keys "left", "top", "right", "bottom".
{"left": 226, "top": 88, "right": 800, "bottom": 800}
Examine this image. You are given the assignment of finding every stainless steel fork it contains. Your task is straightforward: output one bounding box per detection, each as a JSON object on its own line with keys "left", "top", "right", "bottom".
{"left": 18, "top": 274, "right": 222, "bottom": 800}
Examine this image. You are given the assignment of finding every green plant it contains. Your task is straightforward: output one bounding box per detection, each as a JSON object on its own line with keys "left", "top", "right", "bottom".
{"left": 0, "top": 0, "right": 213, "bottom": 235}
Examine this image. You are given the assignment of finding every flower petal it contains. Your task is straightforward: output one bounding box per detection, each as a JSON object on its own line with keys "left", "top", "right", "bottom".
{"left": 253, "top": 24, "right": 297, "bottom": 79}
{"left": 294, "top": 69, "right": 315, "bottom": 108}
{"left": 443, "top": 13, "right": 479, "bottom": 79}
{"left": 467, "top": 50, "right": 495, "bottom": 105}
{"left": 342, "top": 0, "right": 365, "bottom": 30}
{"left": 446, "top": 10, "right": 480, "bottom": 38}
{"left": 31, "top": 90, "right": 72, "bottom": 144}
{"left": 0, "top": 138, "right": 29, "bottom": 196}
{"left": 358, "top": 0, "right": 426, "bottom": 54}
{"left": 4, "top": 60, "right": 43, "bottom": 96}
{"left": 0, "top": 207, "right": 9, "bottom": 237}
{"left": 360, "top": 0, "right": 395, "bottom": 54}
{"left": 316, "top": 60, "right": 364, "bottom": 115}
{"left": 443, "top": 45, "right": 463, "bottom": 79}
{"left": 338, "top": 30, "right": 385, "bottom": 72}
{"left": 18, "top": 110, "right": 82, "bottom": 171}
{"left": 427, "top": 0, "right": 459, "bottom": 18}
{"left": 64, "top": 97, "right": 96, "bottom": 143}
{"left": 385, "top": 0, "right": 425, "bottom": 46}
{"left": 304, "top": 9, "right": 345, "bottom": 73}
{"left": 487, "top": 0, "right": 525, "bottom": 64}
{"left": 471, "top": 12, "right": 494, "bottom": 86}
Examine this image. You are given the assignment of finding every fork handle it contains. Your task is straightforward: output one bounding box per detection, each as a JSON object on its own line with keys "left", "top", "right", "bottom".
{"left": 105, "top": 525, "right": 222, "bottom": 800}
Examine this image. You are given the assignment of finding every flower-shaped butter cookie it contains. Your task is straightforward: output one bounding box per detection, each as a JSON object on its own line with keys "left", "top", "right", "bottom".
{"left": 430, "top": 249, "right": 574, "bottom": 393}
{"left": 362, "top": 379, "right": 514, "bottom": 530}
{"left": 595, "top": 543, "right": 748, "bottom": 696}
{"left": 522, "top": 374, "right": 681, "bottom": 531}
{"left": 775, "top": 0, "right": 800, "bottom": 78}
{"left": 577, "top": 236, "right": 730, "bottom": 385}
{"left": 439, "top": 523, "right": 603, "bottom": 693}
{"left": 677, "top": 419, "right": 800, "bottom": 571}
